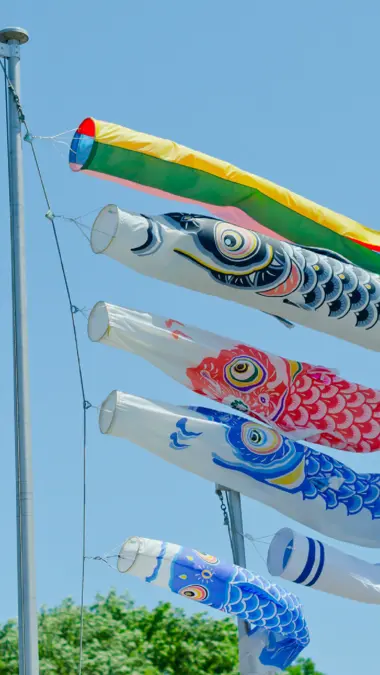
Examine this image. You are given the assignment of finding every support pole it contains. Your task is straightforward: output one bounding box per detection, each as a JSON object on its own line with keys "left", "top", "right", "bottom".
{"left": 0, "top": 27, "right": 39, "bottom": 675}
{"left": 226, "top": 489, "right": 246, "bottom": 568}
{"left": 226, "top": 490, "right": 252, "bottom": 675}
{"left": 216, "top": 486, "right": 260, "bottom": 675}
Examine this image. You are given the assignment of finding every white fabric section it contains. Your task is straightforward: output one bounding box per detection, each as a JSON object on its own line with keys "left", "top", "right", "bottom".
{"left": 118, "top": 536, "right": 180, "bottom": 588}
{"left": 99, "top": 391, "right": 380, "bottom": 547}
{"left": 91, "top": 204, "right": 119, "bottom": 253}
{"left": 88, "top": 300, "right": 228, "bottom": 388}
{"left": 268, "top": 527, "right": 380, "bottom": 604}
{"left": 117, "top": 535, "right": 140, "bottom": 573}
{"left": 90, "top": 206, "right": 380, "bottom": 351}
{"left": 240, "top": 631, "right": 281, "bottom": 675}
{"left": 267, "top": 529, "right": 310, "bottom": 582}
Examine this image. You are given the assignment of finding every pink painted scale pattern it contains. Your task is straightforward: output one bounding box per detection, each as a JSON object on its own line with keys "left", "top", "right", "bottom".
{"left": 186, "top": 345, "right": 380, "bottom": 453}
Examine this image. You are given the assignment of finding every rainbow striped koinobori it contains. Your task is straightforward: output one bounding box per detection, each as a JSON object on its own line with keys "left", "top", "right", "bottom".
{"left": 69, "top": 117, "right": 380, "bottom": 274}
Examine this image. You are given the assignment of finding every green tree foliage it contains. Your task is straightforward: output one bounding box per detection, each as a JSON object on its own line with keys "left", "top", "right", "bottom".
{"left": 287, "top": 658, "right": 325, "bottom": 675}
{"left": 0, "top": 590, "right": 323, "bottom": 674}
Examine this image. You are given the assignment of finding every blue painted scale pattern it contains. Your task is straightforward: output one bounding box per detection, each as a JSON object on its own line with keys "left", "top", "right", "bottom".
{"left": 167, "top": 546, "right": 309, "bottom": 670}
{"left": 186, "top": 407, "right": 380, "bottom": 519}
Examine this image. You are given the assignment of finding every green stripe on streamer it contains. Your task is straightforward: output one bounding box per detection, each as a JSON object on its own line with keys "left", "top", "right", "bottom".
{"left": 84, "top": 141, "right": 380, "bottom": 273}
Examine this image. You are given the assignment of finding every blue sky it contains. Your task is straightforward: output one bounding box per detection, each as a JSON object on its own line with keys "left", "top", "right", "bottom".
{"left": 1, "top": 2, "right": 380, "bottom": 674}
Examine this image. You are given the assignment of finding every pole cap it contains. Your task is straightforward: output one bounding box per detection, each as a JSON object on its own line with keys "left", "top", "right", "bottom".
{"left": 0, "top": 27, "right": 29, "bottom": 44}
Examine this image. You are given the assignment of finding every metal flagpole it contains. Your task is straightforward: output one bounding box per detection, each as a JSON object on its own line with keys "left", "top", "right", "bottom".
{"left": 216, "top": 485, "right": 259, "bottom": 675}
{"left": 226, "top": 490, "right": 253, "bottom": 675}
{"left": 215, "top": 484, "right": 257, "bottom": 675}
{"left": 0, "top": 27, "right": 39, "bottom": 675}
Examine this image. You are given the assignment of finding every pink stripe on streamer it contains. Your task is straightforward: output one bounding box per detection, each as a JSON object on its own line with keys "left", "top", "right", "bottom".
{"left": 83, "top": 169, "right": 287, "bottom": 241}
{"left": 69, "top": 162, "right": 83, "bottom": 172}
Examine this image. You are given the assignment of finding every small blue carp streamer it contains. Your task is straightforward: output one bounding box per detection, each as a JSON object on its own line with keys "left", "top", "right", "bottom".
{"left": 171, "top": 547, "right": 309, "bottom": 669}
{"left": 118, "top": 537, "right": 309, "bottom": 671}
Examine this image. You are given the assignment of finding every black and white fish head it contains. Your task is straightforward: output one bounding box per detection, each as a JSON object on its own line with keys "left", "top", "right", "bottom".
{"left": 91, "top": 208, "right": 290, "bottom": 292}
{"left": 160, "top": 213, "right": 281, "bottom": 287}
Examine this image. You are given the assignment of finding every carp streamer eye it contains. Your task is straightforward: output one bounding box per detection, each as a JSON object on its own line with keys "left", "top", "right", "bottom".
{"left": 179, "top": 585, "right": 209, "bottom": 601}
{"left": 235, "top": 362, "right": 249, "bottom": 373}
{"left": 215, "top": 223, "right": 258, "bottom": 261}
{"left": 248, "top": 429, "right": 264, "bottom": 444}
{"left": 242, "top": 422, "right": 282, "bottom": 455}
{"left": 224, "top": 356, "right": 266, "bottom": 391}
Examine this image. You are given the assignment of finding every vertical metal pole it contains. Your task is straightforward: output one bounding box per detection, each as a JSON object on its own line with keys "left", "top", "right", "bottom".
{"left": 219, "top": 488, "right": 260, "bottom": 675}
{"left": 226, "top": 490, "right": 246, "bottom": 568}
{"left": 226, "top": 490, "right": 251, "bottom": 674}
{"left": 0, "top": 27, "right": 39, "bottom": 675}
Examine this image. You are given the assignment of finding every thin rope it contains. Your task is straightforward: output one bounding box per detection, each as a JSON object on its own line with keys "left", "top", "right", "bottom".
{"left": 1, "top": 59, "right": 90, "bottom": 675}
{"left": 55, "top": 216, "right": 92, "bottom": 243}
{"left": 24, "top": 128, "right": 77, "bottom": 157}
{"left": 55, "top": 214, "right": 98, "bottom": 242}
{"left": 32, "top": 127, "right": 76, "bottom": 140}
{"left": 73, "top": 206, "right": 106, "bottom": 221}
